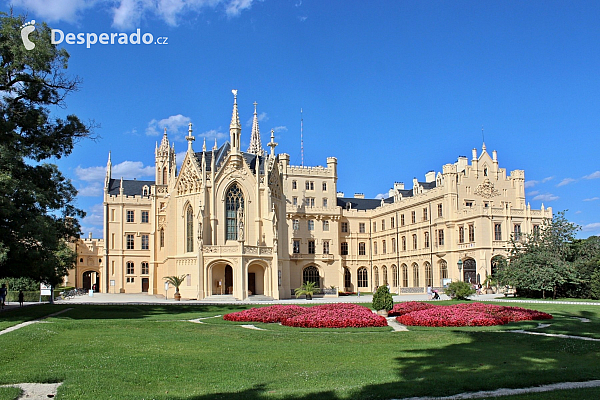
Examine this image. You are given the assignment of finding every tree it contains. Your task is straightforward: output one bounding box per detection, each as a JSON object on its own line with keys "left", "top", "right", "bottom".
{"left": 444, "top": 281, "right": 475, "bottom": 300}
{"left": 497, "top": 211, "right": 579, "bottom": 299}
{"left": 372, "top": 285, "right": 393, "bottom": 311}
{"left": 0, "top": 12, "right": 93, "bottom": 285}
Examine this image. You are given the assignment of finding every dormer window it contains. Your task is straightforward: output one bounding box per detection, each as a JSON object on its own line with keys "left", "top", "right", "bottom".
{"left": 483, "top": 166, "right": 488, "bottom": 176}
{"left": 142, "top": 185, "right": 149, "bottom": 197}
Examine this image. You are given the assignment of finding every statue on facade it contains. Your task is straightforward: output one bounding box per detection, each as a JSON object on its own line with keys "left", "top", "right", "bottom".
{"left": 237, "top": 206, "right": 244, "bottom": 241}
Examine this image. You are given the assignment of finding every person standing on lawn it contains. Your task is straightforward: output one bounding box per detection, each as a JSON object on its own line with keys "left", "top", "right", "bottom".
{"left": 18, "top": 290, "right": 24, "bottom": 307}
{"left": 0, "top": 284, "right": 7, "bottom": 309}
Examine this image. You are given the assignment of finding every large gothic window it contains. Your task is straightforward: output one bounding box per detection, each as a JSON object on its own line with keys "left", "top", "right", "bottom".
{"left": 186, "top": 206, "right": 194, "bottom": 252}
{"left": 303, "top": 266, "right": 320, "bottom": 287}
{"left": 357, "top": 267, "right": 368, "bottom": 288}
{"left": 226, "top": 183, "right": 245, "bottom": 241}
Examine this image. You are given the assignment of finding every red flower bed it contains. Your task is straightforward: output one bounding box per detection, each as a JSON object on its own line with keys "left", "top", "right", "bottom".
{"left": 223, "top": 303, "right": 387, "bottom": 328}
{"left": 389, "top": 301, "right": 435, "bottom": 316}
{"left": 395, "top": 302, "right": 552, "bottom": 327}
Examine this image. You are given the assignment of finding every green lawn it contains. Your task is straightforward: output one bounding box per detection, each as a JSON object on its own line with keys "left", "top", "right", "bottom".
{"left": 1, "top": 302, "right": 599, "bottom": 399}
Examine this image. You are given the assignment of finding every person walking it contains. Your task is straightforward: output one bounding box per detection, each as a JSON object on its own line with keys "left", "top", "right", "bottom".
{"left": 427, "top": 285, "right": 433, "bottom": 300}
{"left": 0, "top": 284, "right": 7, "bottom": 309}
{"left": 18, "top": 290, "right": 24, "bottom": 307}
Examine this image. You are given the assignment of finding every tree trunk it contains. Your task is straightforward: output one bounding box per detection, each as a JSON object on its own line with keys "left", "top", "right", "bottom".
{"left": 542, "top": 289, "right": 545, "bottom": 299}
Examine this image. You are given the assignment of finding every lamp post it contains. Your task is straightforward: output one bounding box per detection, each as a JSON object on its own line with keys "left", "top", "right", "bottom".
{"left": 457, "top": 259, "right": 463, "bottom": 282}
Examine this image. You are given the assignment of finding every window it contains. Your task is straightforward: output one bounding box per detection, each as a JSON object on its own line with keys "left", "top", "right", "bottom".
{"left": 401, "top": 214, "right": 405, "bottom": 226}
{"left": 226, "top": 183, "right": 244, "bottom": 241}
{"left": 126, "top": 210, "right": 134, "bottom": 223}
{"left": 468, "top": 224, "right": 475, "bottom": 242}
{"left": 411, "top": 211, "right": 416, "bottom": 224}
{"left": 322, "top": 182, "right": 327, "bottom": 191}
{"left": 514, "top": 224, "right": 521, "bottom": 240}
{"left": 373, "top": 242, "right": 377, "bottom": 255}
{"left": 141, "top": 234, "right": 149, "bottom": 250}
{"left": 126, "top": 277, "right": 135, "bottom": 283}
{"left": 323, "top": 240, "right": 330, "bottom": 254}
{"left": 382, "top": 240, "right": 386, "bottom": 254}
{"left": 425, "top": 263, "right": 433, "bottom": 287}
{"left": 382, "top": 266, "right": 388, "bottom": 285}
{"left": 142, "top": 186, "right": 149, "bottom": 197}
{"left": 141, "top": 261, "right": 149, "bottom": 275}
{"left": 126, "top": 261, "right": 134, "bottom": 275}
{"left": 303, "top": 266, "right": 320, "bottom": 286}
{"left": 308, "top": 240, "right": 316, "bottom": 254}
{"left": 162, "top": 167, "right": 167, "bottom": 185}
{"left": 412, "top": 263, "right": 419, "bottom": 287}
{"left": 424, "top": 232, "right": 430, "bottom": 248}
{"left": 186, "top": 206, "right": 194, "bottom": 252}
{"left": 373, "top": 222, "right": 377, "bottom": 233}
{"left": 111, "top": 233, "right": 115, "bottom": 249}
{"left": 292, "top": 196, "right": 298, "bottom": 205}
{"left": 160, "top": 228, "right": 165, "bottom": 248}
{"left": 322, "top": 220, "right": 329, "bottom": 231}
{"left": 111, "top": 208, "right": 115, "bottom": 221}
{"left": 142, "top": 210, "right": 149, "bottom": 223}
{"left": 412, "top": 234, "right": 417, "bottom": 250}
{"left": 440, "top": 260, "right": 448, "bottom": 282}
{"left": 374, "top": 267, "right": 379, "bottom": 287}
{"left": 292, "top": 180, "right": 297, "bottom": 190}
{"left": 308, "top": 220, "right": 315, "bottom": 231}
{"left": 359, "top": 223, "right": 365, "bottom": 233}
{"left": 293, "top": 240, "right": 300, "bottom": 254}
{"left": 358, "top": 267, "right": 368, "bottom": 288}
{"left": 437, "top": 229, "right": 444, "bottom": 246}
{"left": 381, "top": 220, "right": 385, "bottom": 231}
{"left": 465, "top": 201, "right": 473, "bottom": 207}
{"left": 392, "top": 265, "right": 398, "bottom": 287}
{"left": 391, "top": 216, "right": 395, "bottom": 229}
{"left": 126, "top": 234, "right": 134, "bottom": 250}
{"left": 459, "top": 226, "right": 465, "bottom": 243}
{"left": 359, "top": 242, "right": 366, "bottom": 255}
{"left": 391, "top": 238, "right": 396, "bottom": 252}
{"left": 423, "top": 207, "right": 428, "bottom": 221}
{"left": 402, "top": 236, "right": 406, "bottom": 251}
{"left": 494, "top": 223, "right": 502, "bottom": 241}
{"left": 293, "top": 219, "right": 299, "bottom": 230}
{"left": 438, "top": 203, "right": 443, "bottom": 217}
{"left": 341, "top": 222, "right": 349, "bottom": 233}
{"left": 305, "top": 181, "right": 314, "bottom": 190}
{"left": 402, "top": 264, "right": 408, "bottom": 287}
{"left": 341, "top": 242, "right": 349, "bottom": 255}
{"left": 322, "top": 198, "right": 328, "bottom": 208}
{"left": 307, "top": 197, "right": 315, "bottom": 207}
{"left": 344, "top": 268, "right": 351, "bottom": 288}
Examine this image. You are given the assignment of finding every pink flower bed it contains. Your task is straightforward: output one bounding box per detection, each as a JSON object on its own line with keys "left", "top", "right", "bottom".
{"left": 395, "top": 302, "right": 552, "bottom": 327}
{"left": 223, "top": 303, "right": 387, "bottom": 328}
{"left": 389, "top": 302, "right": 435, "bottom": 316}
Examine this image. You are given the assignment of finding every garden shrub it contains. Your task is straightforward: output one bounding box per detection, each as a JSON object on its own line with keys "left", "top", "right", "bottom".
{"left": 590, "top": 269, "right": 600, "bottom": 300}
{"left": 372, "top": 285, "right": 393, "bottom": 311}
{"left": 444, "top": 281, "right": 475, "bottom": 300}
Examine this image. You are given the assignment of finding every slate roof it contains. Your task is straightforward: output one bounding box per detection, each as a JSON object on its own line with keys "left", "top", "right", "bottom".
{"left": 193, "top": 142, "right": 265, "bottom": 174}
{"left": 107, "top": 179, "right": 155, "bottom": 196}
{"left": 336, "top": 197, "right": 395, "bottom": 211}
{"left": 419, "top": 181, "right": 437, "bottom": 190}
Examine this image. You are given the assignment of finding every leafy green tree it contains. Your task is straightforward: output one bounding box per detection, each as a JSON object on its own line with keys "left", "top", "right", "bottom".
{"left": 372, "top": 285, "right": 393, "bottom": 311}
{"left": 0, "top": 12, "right": 93, "bottom": 285}
{"left": 444, "top": 281, "right": 475, "bottom": 300}
{"left": 497, "top": 211, "right": 579, "bottom": 299}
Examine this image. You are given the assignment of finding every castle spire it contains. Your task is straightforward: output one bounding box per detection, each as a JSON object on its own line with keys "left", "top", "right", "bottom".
{"left": 268, "top": 128, "right": 278, "bottom": 157}
{"left": 186, "top": 122, "right": 195, "bottom": 152}
{"left": 229, "top": 89, "right": 241, "bottom": 153}
{"left": 159, "top": 127, "right": 169, "bottom": 151}
{"left": 247, "top": 101, "right": 265, "bottom": 156}
{"left": 105, "top": 151, "right": 112, "bottom": 188}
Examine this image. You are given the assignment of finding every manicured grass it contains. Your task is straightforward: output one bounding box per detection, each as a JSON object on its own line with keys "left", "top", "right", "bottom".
{"left": 0, "top": 387, "right": 20, "bottom": 400}
{"left": 0, "top": 302, "right": 599, "bottom": 399}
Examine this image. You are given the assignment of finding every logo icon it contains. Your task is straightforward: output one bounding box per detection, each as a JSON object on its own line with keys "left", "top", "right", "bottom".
{"left": 20, "top": 20, "right": 36, "bottom": 50}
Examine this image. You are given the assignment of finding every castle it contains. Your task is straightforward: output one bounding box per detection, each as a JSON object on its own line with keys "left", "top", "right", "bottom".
{"left": 69, "top": 91, "right": 551, "bottom": 299}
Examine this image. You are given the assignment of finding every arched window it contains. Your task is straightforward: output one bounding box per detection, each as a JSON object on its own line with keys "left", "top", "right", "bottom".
{"left": 439, "top": 260, "right": 448, "bottom": 285}
{"left": 226, "top": 183, "right": 244, "bottom": 241}
{"left": 382, "top": 266, "right": 388, "bottom": 285}
{"left": 357, "top": 267, "right": 368, "bottom": 288}
{"left": 424, "top": 262, "right": 433, "bottom": 287}
{"left": 303, "top": 266, "right": 320, "bottom": 287}
{"left": 401, "top": 264, "right": 408, "bottom": 287}
{"left": 344, "top": 268, "right": 351, "bottom": 289}
{"left": 412, "top": 263, "right": 420, "bottom": 287}
{"left": 162, "top": 167, "right": 167, "bottom": 185}
{"left": 391, "top": 265, "right": 398, "bottom": 287}
{"left": 373, "top": 266, "right": 379, "bottom": 287}
{"left": 141, "top": 262, "right": 149, "bottom": 275}
{"left": 186, "top": 205, "right": 194, "bottom": 252}
{"left": 464, "top": 258, "right": 477, "bottom": 283}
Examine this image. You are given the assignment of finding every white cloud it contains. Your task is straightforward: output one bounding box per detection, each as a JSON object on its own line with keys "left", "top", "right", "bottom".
{"left": 75, "top": 165, "right": 106, "bottom": 182}
{"left": 245, "top": 111, "right": 268, "bottom": 127}
{"left": 375, "top": 193, "right": 387, "bottom": 199}
{"left": 77, "top": 182, "right": 104, "bottom": 197}
{"left": 272, "top": 125, "right": 287, "bottom": 133}
{"left": 527, "top": 190, "right": 540, "bottom": 196}
{"left": 524, "top": 180, "right": 538, "bottom": 189}
{"left": 199, "top": 128, "right": 228, "bottom": 140}
{"left": 542, "top": 176, "right": 554, "bottom": 183}
{"left": 80, "top": 203, "right": 104, "bottom": 238}
{"left": 584, "top": 197, "right": 600, "bottom": 202}
{"left": 146, "top": 114, "right": 192, "bottom": 137}
{"left": 12, "top": 0, "right": 94, "bottom": 22}
{"left": 584, "top": 171, "right": 600, "bottom": 180}
{"left": 532, "top": 193, "right": 559, "bottom": 202}
{"left": 75, "top": 161, "right": 154, "bottom": 184}
{"left": 557, "top": 178, "right": 576, "bottom": 187}
{"left": 224, "top": 0, "right": 253, "bottom": 17}
{"left": 582, "top": 222, "right": 600, "bottom": 232}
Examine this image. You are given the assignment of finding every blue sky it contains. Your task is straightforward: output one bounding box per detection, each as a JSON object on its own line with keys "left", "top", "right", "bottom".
{"left": 8, "top": 0, "right": 600, "bottom": 239}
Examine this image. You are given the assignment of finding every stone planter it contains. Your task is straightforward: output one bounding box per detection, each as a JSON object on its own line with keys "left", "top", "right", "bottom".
{"left": 377, "top": 310, "right": 389, "bottom": 317}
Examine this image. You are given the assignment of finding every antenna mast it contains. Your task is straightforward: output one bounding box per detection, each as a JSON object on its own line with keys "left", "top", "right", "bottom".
{"left": 300, "top": 108, "right": 304, "bottom": 167}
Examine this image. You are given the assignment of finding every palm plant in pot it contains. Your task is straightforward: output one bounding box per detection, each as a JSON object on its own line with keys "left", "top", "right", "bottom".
{"left": 372, "top": 285, "right": 394, "bottom": 317}
{"left": 295, "top": 281, "right": 318, "bottom": 300}
{"left": 164, "top": 275, "right": 187, "bottom": 301}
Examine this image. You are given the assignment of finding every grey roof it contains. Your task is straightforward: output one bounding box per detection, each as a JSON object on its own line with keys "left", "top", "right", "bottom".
{"left": 419, "top": 181, "right": 437, "bottom": 190}
{"left": 337, "top": 197, "right": 394, "bottom": 211}
{"left": 107, "top": 179, "right": 155, "bottom": 196}
{"left": 194, "top": 142, "right": 265, "bottom": 174}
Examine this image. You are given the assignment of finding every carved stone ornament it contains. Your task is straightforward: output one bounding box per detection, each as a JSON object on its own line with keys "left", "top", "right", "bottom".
{"left": 474, "top": 178, "right": 500, "bottom": 199}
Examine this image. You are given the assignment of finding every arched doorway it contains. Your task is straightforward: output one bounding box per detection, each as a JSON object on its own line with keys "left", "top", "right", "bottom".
{"left": 248, "top": 263, "right": 266, "bottom": 296}
{"left": 82, "top": 271, "right": 99, "bottom": 292}
{"left": 463, "top": 258, "right": 476, "bottom": 284}
{"left": 211, "top": 263, "right": 234, "bottom": 295}
{"left": 225, "top": 265, "right": 233, "bottom": 294}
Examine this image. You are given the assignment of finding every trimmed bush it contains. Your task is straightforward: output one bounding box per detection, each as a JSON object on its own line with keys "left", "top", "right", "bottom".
{"left": 444, "top": 281, "right": 476, "bottom": 300}
{"left": 6, "top": 291, "right": 40, "bottom": 302}
{"left": 372, "top": 285, "right": 393, "bottom": 311}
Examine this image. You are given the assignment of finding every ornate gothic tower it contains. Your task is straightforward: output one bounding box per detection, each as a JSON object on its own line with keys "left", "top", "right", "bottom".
{"left": 155, "top": 128, "right": 176, "bottom": 186}
{"left": 247, "top": 101, "right": 265, "bottom": 156}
